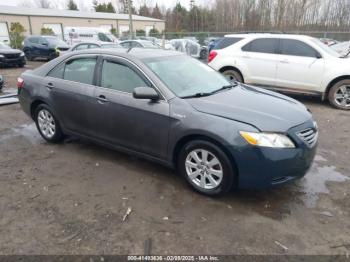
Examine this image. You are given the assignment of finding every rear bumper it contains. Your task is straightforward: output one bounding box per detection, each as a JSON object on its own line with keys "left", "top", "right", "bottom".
{"left": 231, "top": 120, "right": 317, "bottom": 189}
{"left": 18, "top": 88, "right": 32, "bottom": 118}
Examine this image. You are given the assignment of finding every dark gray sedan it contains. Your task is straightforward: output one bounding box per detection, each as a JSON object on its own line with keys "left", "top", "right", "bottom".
{"left": 18, "top": 49, "right": 317, "bottom": 196}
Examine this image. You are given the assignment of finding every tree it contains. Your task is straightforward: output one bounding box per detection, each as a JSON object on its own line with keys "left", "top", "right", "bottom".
{"left": 9, "top": 22, "right": 26, "bottom": 49}
{"left": 41, "top": 27, "right": 55, "bottom": 35}
{"left": 149, "top": 28, "right": 160, "bottom": 38}
{"left": 136, "top": 29, "right": 146, "bottom": 36}
{"left": 152, "top": 3, "right": 163, "bottom": 19}
{"left": 139, "top": 4, "right": 151, "bottom": 17}
{"left": 93, "top": 0, "right": 116, "bottom": 13}
{"left": 35, "top": 0, "right": 51, "bottom": 8}
{"left": 67, "top": 0, "right": 78, "bottom": 10}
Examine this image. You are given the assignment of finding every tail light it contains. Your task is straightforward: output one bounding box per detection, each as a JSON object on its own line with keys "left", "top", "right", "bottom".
{"left": 17, "top": 77, "right": 24, "bottom": 89}
{"left": 208, "top": 51, "right": 218, "bottom": 63}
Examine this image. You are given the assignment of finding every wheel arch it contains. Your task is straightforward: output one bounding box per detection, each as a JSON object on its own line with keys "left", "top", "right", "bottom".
{"left": 30, "top": 99, "right": 48, "bottom": 119}
{"left": 219, "top": 66, "right": 244, "bottom": 83}
{"left": 324, "top": 75, "right": 350, "bottom": 100}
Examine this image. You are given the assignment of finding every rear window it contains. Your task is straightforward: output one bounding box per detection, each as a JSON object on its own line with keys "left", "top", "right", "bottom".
{"left": 242, "top": 38, "right": 278, "bottom": 54}
{"left": 214, "top": 37, "right": 243, "bottom": 50}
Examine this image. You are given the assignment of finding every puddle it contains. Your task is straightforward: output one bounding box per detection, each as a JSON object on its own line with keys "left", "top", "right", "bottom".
{"left": 298, "top": 156, "right": 349, "bottom": 208}
{"left": 0, "top": 123, "right": 42, "bottom": 144}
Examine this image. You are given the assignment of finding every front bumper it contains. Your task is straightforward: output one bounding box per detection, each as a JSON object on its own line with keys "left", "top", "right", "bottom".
{"left": 231, "top": 120, "right": 317, "bottom": 189}
{"left": 0, "top": 56, "right": 26, "bottom": 66}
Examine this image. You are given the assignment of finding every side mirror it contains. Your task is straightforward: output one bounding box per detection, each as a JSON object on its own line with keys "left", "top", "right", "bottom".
{"left": 41, "top": 42, "right": 48, "bottom": 46}
{"left": 315, "top": 53, "right": 322, "bottom": 59}
{"left": 133, "top": 87, "right": 159, "bottom": 101}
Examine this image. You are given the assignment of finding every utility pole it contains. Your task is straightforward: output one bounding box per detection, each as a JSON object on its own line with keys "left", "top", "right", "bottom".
{"left": 127, "top": 0, "right": 134, "bottom": 39}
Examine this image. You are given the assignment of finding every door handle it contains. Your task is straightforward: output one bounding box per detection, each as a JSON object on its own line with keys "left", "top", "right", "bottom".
{"left": 45, "top": 83, "right": 54, "bottom": 89}
{"left": 280, "top": 59, "right": 289, "bottom": 64}
{"left": 97, "top": 95, "right": 109, "bottom": 103}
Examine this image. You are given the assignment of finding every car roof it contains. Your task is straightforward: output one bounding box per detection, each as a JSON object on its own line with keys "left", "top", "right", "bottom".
{"left": 224, "top": 33, "right": 314, "bottom": 40}
{"left": 71, "top": 48, "right": 182, "bottom": 59}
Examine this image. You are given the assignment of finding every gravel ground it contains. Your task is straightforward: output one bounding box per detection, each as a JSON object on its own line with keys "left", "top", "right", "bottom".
{"left": 0, "top": 61, "right": 349, "bottom": 255}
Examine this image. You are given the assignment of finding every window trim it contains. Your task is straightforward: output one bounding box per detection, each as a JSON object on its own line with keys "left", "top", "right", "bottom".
{"left": 96, "top": 55, "right": 167, "bottom": 101}
{"left": 241, "top": 38, "right": 279, "bottom": 54}
{"left": 278, "top": 38, "right": 322, "bottom": 58}
{"left": 46, "top": 54, "right": 99, "bottom": 87}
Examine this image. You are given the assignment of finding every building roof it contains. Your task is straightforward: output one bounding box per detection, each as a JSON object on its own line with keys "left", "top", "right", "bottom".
{"left": 0, "top": 5, "right": 164, "bottom": 22}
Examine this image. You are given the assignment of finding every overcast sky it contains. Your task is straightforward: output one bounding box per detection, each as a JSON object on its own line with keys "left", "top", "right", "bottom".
{"left": 0, "top": 0, "right": 207, "bottom": 10}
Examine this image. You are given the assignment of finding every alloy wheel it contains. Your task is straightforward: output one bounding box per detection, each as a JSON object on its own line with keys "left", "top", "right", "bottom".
{"left": 334, "top": 85, "right": 350, "bottom": 108}
{"left": 37, "top": 109, "right": 56, "bottom": 139}
{"left": 185, "top": 149, "right": 223, "bottom": 190}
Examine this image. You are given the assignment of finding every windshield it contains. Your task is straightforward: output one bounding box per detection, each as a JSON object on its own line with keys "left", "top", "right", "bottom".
{"left": 143, "top": 55, "right": 232, "bottom": 98}
{"left": 310, "top": 38, "right": 341, "bottom": 57}
{"left": 44, "top": 37, "right": 67, "bottom": 46}
{"left": 141, "top": 41, "right": 159, "bottom": 49}
{"left": 101, "top": 44, "right": 122, "bottom": 49}
{"left": 0, "top": 42, "right": 11, "bottom": 49}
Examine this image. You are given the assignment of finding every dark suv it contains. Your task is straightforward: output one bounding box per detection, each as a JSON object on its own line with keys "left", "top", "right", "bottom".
{"left": 0, "top": 42, "right": 26, "bottom": 67}
{"left": 23, "top": 36, "right": 70, "bottom": 61}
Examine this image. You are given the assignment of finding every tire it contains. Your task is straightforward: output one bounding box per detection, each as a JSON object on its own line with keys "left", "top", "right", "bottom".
{"left": 200, "top": 49, "right": 208, "bottom": 60}
{"left": 18, "top": 63, "right": 25, "bottom": 68}
{"left": 25, "top": 52, "right": 34, "bottom": 61}
{"left": 222, "top": 69, "right": 243, "bottom": 83}
{"left": 34, "top": 104, "right": 64, "bottom": 143}
{"left": 328, "top": 80, "right": 350, "bottom": 110}
{"left": 178, "top": 140, "right": 236, "bottom": 196}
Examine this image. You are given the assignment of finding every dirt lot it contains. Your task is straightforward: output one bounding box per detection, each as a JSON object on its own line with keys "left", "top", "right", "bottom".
{"left": 0, "top": 61, "right": 349, "bottom": 255}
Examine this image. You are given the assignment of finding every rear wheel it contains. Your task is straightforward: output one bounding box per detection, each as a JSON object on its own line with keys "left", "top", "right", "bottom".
{"left": 222, "top": 69, "right": 243, "bottom": 83}
{"left": 25, "top": 52, "right": 34, "bottom": 61}
{"left": 34, "top": 104, "right": 64, "bottom": 143}
{"left": 328, "top": 80, "right": 350, "bottom": 110}
{"left": 178, "top": 140, "right": 235, "bottom": 196}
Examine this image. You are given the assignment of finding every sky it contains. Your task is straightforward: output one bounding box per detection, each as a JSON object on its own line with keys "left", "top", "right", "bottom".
{"left": 0, "top": 0, "right": 206, "bottom": 10}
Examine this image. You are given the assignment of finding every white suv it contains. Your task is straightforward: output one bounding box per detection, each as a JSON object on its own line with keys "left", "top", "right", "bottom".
{"left": 208, "top": 34, "right": 350, "bottom": 110}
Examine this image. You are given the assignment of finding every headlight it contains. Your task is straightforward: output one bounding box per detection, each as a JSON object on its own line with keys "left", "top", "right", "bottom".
{"left": 0, "top": 54, "right": 4, "bottom": 58}
{"left": 240, "top": 131, "right": 295, "bottom": 148}
{"left": 20, "top": 52, "right": 25, "bottom": 57}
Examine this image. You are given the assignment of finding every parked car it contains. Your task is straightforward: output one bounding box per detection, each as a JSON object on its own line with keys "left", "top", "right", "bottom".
{"left": 0, "top": 42, "right": 26, "bottom": 67}
{"left": 64, "top": 27, "right": 117, "bottom": 45}
{"left": 0, "top": 75, "right": 3, "bottom": 91}
{"left": 18, "top": 49, "right": 317, "bottom": 196}
{"left": 320, "top": 38, "right": 338, "bottom": 46}
{"left": 170, "top": 39, "right": 208, "bottom": 59}
{"left": 64, "top": 42, "right": 122, "bottom": 53}
{"left": 208, "top": 34, "right": 350, "bottom": 110}
{"left": 119, "top": 40, "right": 160, "bottom": 49}
{"left": 331, "top": 41, "right": 350, "bottom": 56}
{"left": 23, "top": 36, "right": 70, "bottom": 61}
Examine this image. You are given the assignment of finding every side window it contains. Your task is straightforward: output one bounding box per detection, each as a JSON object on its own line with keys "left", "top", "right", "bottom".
{"left": 214, "top": 37, "right": 243, "bottom": 50}
{"left": 64, "top": 57, "right": 97, "bottom": 85}
{"left": 88, "top": 44, "right": 99, "bottom": 49}
{"left": 47, "top": 62, "right": 65, "bottom": 79}
{"left": 280, "top": 39, "right": 320, "bottom": 58}
{"left": 75, "top": 44, "right": 89, "bottom": 51}
{"left": 120, "top": 42, "right": 130, "bottom": 49}
{"left": 242, "top": 38, "right": 277, "bottom": 54}
{"left": 101, "top": 60, "right": 147, "bottom": 93}
{"left": 98, "top": 33, "right": 112, "bottom": 42}
{"left": 29, "top": 37, "right": 39, "bottom": 44}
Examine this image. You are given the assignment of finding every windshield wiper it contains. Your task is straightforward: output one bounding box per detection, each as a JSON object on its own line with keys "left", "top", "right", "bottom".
{"left": 210, "top": 83, "right": 237, "bottom": 94}
{"left": 181, "top": 92, "right": 213, "bottom": 99}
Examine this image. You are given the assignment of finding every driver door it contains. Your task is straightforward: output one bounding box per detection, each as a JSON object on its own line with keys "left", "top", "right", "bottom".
{"left": 91, "top": 56, "right": 170, "bottom": 159}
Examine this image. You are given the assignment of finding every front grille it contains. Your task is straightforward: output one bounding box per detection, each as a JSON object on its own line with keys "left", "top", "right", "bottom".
{"left": 4, "top": 53, "right": 20, "bottom": 59}
{"left": 297, "top": 128, "right": 318, "bottom": 147}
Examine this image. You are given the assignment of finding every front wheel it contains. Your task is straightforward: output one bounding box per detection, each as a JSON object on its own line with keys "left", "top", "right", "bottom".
{"left": 178, "top": 140, "right": 236, "bottom": 196}
{"left": 35, "top": 104, "right": 64, "bottom": 143}
{"left": 328, "top": 80, "right": 350, "bottom": 110}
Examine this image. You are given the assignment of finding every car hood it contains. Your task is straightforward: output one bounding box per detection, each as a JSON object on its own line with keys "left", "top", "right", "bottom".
{"left": 187, "top": 84, "right": 312, "bottom": 132}
{"left": 0, "top": 49, "right": 22, "bottom": 54}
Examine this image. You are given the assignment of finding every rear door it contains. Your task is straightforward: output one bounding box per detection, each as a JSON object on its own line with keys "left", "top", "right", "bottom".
{"left": 92, "top": 56, "right": 170, "bottom": 158}
{"left": 275, "top": 39, "right": 325, "bottom": 92}
{"left": 46, "top": 55, "right": 98, "bottom": 135}
{"left": 240, "top": 38, "right": 279, "bottom": 86}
